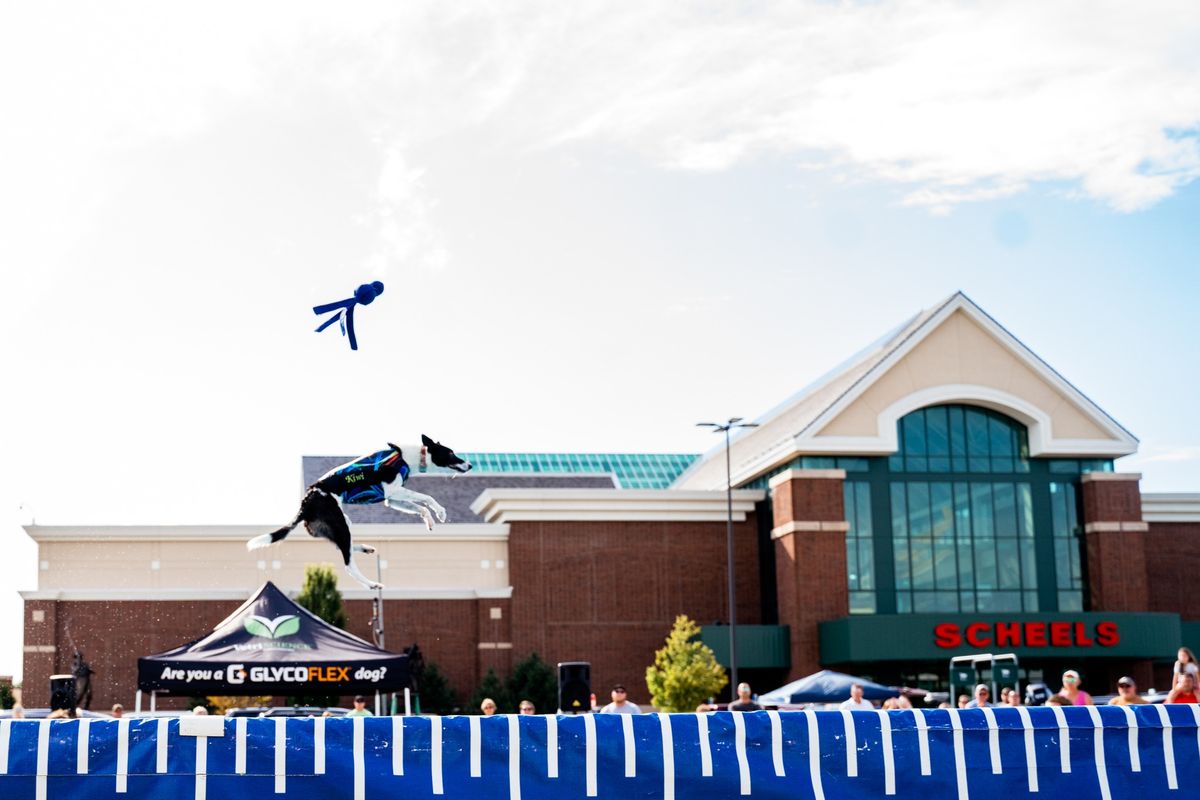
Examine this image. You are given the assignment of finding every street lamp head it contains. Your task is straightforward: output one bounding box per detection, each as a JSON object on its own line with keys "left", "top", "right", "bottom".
{"left": 696, "top": 422, "right": 721, "bottom": 429}
{"left": 728, "top": 417, "right": 744, "bottom": 425}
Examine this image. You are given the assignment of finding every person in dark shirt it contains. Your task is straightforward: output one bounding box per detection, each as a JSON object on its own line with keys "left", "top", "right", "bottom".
{"left": 728, "top": 682, "right": 762, "bottom": 712}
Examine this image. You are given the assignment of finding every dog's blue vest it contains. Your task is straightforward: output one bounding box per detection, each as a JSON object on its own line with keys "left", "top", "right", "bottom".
{"left": 315, "top": 448, "right": 410, "bottom": 505}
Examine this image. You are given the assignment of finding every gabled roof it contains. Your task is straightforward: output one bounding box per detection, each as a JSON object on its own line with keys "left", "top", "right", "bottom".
{"left": 673, "top": 292, "right": 1138, "bottom": 490}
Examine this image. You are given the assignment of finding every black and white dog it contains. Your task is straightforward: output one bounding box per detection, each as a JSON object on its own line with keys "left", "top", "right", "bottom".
{"left": 248, "top": 435, "right": 472, "bottom": 589}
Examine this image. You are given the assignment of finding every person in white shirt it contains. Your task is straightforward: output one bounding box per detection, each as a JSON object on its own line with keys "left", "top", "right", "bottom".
{"left": 599, "top": 684, "right": 641, "bottom": 714}
{"left": 839, "top": 683, "right": 873, "bottom": 711}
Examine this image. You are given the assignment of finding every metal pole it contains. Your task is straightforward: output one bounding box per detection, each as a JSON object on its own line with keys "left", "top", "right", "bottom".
{"left": 375, "top": 552, "right": 385, "bottom": 649}
{"left": 725, "top": 424, "right": 738, "bottom": 699}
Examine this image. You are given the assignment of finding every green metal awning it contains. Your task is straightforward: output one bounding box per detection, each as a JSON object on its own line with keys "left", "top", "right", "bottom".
{"left": 701, "top": 625, "right": 790, "bottom": 669}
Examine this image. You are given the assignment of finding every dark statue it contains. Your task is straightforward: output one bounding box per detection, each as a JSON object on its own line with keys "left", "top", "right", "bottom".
{"left": 72, "top": 651, "right": 94, "bottom": 710}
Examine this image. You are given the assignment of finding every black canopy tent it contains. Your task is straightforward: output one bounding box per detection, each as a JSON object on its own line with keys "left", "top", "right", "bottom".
{"left": 137, "top": 581, "right": 408, "bottom": 700}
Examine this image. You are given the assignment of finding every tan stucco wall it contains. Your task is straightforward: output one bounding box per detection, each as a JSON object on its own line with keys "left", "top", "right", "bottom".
{"left": 36, "top": 535, "right": 509, "bottom": 593}
{"left": 818, "top": 309, "right": 1111, "bottom": 440}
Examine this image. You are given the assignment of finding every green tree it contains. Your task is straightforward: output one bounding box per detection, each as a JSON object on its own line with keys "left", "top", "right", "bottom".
{"left": 416, "top": 662, "right": 458, "bottom": 715}
{"left": 505, "top": 652, "right": 557, "bottom": 714}
{"left": 290, "top": 564, "right": 347, "bottom": 706}
{"left": 645, "top": 615, "right": 728, "bottom": 712}
{"left": 0, "top": 683, "right": 14, "bottom": 710}
{"left": 469, "top": 668, "right": 511, "bottom": 714}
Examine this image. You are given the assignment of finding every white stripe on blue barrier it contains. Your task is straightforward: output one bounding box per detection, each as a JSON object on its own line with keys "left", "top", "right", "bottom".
{"left": 621, "top": 712, "right": 635, "bottom": 777}
{"left": 696, "top": 710, "right": 712, "bottom": 777}
{"left": 391, "top": 715, "right": 402, "bottom": 776}
{"left": 732, "top": 707, "right": 750, "bottom": 795}
{"left": 546, "top": 714, "right": 558, "bottom": 778}
{"left": 1015, "top": 704, "right": 1039, "bottom": 792}
{"left": 949, "top": 709, "right": 968, "bottom": 800}
{"left": 315, "top": 716, "right": 326, "bottom": 775}
{"left": 34, "top": 721, "right": 48, "bottom": 800}
{"left": 157, "top": 717, "right": 169, "bottom": 773}
{"left": 470, "top": 714, "right": 482, "bottom": 777}
{"left": 841, "top": 709, "right": 858, "bottom": 777}
{"left": 1, "top": 708, "right": 1199, "bottom": 799}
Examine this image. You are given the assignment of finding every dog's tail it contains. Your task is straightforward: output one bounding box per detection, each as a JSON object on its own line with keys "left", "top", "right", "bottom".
{"left": 247, "top": 521, "right": 297, "bottom": 551}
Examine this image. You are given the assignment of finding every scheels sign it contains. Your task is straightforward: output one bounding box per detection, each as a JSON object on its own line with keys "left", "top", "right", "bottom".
{"left": 934, "top": 620, "right": 1120, "bottom": 649}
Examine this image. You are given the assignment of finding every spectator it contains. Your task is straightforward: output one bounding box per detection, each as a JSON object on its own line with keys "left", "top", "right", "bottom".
{"left": 895, "top": 694, "right": 913, "bottom": 710}
{"left": 998, "top": 688, "right": 1011, "bottom": 704}
{"left": 956, "top": 694, "right": 970, "bottom": 709}
{"left": 11, "top": 704, "right": 24, "bottom": 719}
{"left": 1109, "top": 676, "right": 1146, "bottom": 705}
{"left": 881, "top": 698, "right": 898, "bottom": 710}
{"left": 1058, "top": 670, "right": 1093, "bottom": 705}
{"left": 965, "top": 684, "right": 991, "bottom": 708}
{"left": 111, "top": 704, "right": 124, "bottom": 718}
{"left": 193, "top": 706, "right": 209, "bottom": 715}
{"left": 600, "top": 684, "right": 641, "bottom": 714}
{"left": 348, "top": 696, "right": 374, "bottom": 717}
{"left": 1046, "top": 694, "right": 1071, "bottom": 707}
{"left": 479, "top": 698, "right": 497, "bottom": 716}
{"left": 839, "top": 683, "right": 873, "bottom": 711}
{"left": 1175, "top": 647, "right": 1199, "bottom": 688}
{"left": 1167, "top": 673, "right": 1199, "bottom": 704}
{"left": 729, "top": 683, "right": 762, "bottom": 712}
{"left": 938, "top": 702, "right": 952, "bottom": 709}
{"left": 48, "top": 709, "right": 71, "bottom": 719}
{"left": 518, "top": 700, "right": 536, "bottom": 715}
{"left": 695, "top": 703, "right": 717, "bottom": 713}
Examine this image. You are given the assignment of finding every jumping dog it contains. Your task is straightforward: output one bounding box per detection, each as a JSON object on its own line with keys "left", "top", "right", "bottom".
{"left": 248, "top": 435, "right": 472, "bottom": 589}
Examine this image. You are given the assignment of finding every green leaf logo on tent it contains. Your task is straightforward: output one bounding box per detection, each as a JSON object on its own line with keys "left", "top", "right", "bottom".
{"left": 243, "top": 614, "right": 300, "bottom": 639}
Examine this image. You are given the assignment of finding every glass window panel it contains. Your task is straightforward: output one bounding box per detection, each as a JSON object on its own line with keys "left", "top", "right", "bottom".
{"left": 931, "top": 482, "right": 954, "bottom": 538}
{"left": 970, "top": 484, "right": 994, "bottom": 538}
{"left": 1017, "top": 484, "right": 1034, "bottom": 537}
{"left": 889, "top": 452, "right": 904, "bottom": 471}
{"left": 989, "top": 416, "right": 1014, "bottom": 457}
{"left": 897, "top": 593, "right": 912, "bottom": 613}
{"left": 1058, "top": 591, "right": 1083, "bottom": 612}
{"left": 993, "top": 483, "right": 1017, "bottom": 537}
{"left": 934, "top": 538, "right": 958, "bottom": 590}
{"left": 968, "top": 456, "right": 991, "bottom": 473}
{"left": 986, "top": 592, "right": 1022, "bottom": 612}
{"left": 894, "top": 542, "right": 911, "bottom": 589}
{"left": 844, "top": 483, "right": 857, "bottom": 533}
{"left": 840, "top": 458, "right": 870, "bottom": 472}
{"left": 952, "top": 455, "right": 968, "bottom": 472}
{"left": 856, "top": 483, "right": 873, "bottom": 536}
{"left": 959, "top": 591, "right": 976, "bottom": 612}
{"left": 991, "top": 457, "right": 1015, "bottom": 473}
{"left": 1049, "top": 460, "right": 1078, "bottom": 474}
{"left": 1023, "top": 591, "right": 1039, "bottom": 612}
{"left": 904, "top": 412, "right": 927, "bottom": 457}
{"left": 908, "top": 483, "right": 932, "bottom": 538}
{"left": 912, "top": 591, "right": 939, "bottom": 613}
{"left": 949, "top": 406, "right": 967, "bottom": 457}
{"left": 911, "top": 539, "right": 934, "bottom": 589}
{"left": 975, "top": 537, "right": 997, "bottom": 589}
{"left": 1020, "top": 542, "right": 1038, "bottom": 589}
{"left": 891, "top": 484, "right": 909, "bottom": 539}
{"left": 850, "top": 592, "right": 876, "bottom": 614}
{"left": 966, "top": 409, "right": 990, "bottom": 458}
{"left": 1054, "top": 539, "right": 1071, "bottom": 587}
{"left": 1069, "top": 539, "right": 1083, "bottom": 586}
{"left": 803, "top": 456, "right": 836, "bottom": 469}
{"left": 846, "top": 540, "right": 859, "bottom": 589}
{"left": 935, "top": 592, "right": 960, "bottom": 613}
{"left": 997, "top": 546, "right": 1021, "bottom": 589}
{"left": 1050, "top": 484, "right": 1067, "bottom": 535}
{"left": 957, "top": 540, "right": 975, "bottom": 587}
{"left": 929, "top": 456, "right": 951, "bottom": 472}
{"left": 859, "top": 540, "right": 875, "bottom": 590}
{"left": 926, "top": 406, "right": 950, "bottom": 457}
{"left": 954, "top": 483, "right": 972, "bottom": 541}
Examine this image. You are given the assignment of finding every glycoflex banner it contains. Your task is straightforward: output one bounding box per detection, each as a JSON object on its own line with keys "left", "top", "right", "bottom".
{"left": 137, "top": 582, "right": 408, "bottom": 695}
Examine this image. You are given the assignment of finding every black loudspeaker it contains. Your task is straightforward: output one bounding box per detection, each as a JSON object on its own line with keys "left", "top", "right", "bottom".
{"left": 49, "top": 674, "right": 77, "bottom": 711}
{"left": 557, "top": 661, "right": 591, "bottom": 713}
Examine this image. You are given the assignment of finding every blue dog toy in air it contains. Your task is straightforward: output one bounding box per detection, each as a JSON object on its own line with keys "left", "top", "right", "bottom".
{"left": 313, "top": 281, "right": 384, "bottom": 350}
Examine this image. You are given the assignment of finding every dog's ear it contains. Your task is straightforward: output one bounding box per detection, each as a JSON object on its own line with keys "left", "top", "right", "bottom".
{"left": 421, "top": 434, "right": 436, "bottom": 447}
{"left": 387, "top": 442, "right": 403, "bottom": 454}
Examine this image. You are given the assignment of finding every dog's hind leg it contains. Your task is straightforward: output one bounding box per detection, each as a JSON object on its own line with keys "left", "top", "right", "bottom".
{"left": 328, "top": 504, "right": 383, "bottom": 590}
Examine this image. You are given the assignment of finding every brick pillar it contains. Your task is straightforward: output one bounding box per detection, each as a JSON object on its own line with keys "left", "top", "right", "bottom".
{"left": 771, "top": 469, "right": 848, "bottom": 681}
{"left": 476, "top": 597, "right": 513, "bottom": 686}
{"left": 22, "top": 599, "right": 59, "bottom": 708}
{"left": 1080, "top": 473, "right": 1148, "bottom": 611}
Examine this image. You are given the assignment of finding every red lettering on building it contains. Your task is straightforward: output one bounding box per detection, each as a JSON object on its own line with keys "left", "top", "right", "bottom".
{"left": 965, "top": 623, "right": 992, "bottom": 648}
{"left": 932, "top": 620, "right": 1121, "bottom": 649}
{"left": 995, "top": 622, "right": 1021, "bottom": 647}
{"left": 934, "top": 623, "right": 963, "bottom": 649}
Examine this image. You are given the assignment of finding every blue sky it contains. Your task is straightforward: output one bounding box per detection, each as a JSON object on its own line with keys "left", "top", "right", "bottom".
{"left": 1, "top": 1, "right": 1198, "bottom": 682}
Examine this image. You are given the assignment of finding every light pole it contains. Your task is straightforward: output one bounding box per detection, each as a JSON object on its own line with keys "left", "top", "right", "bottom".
{"left": 697, "top": 416, "right": 758, "bottom": 699}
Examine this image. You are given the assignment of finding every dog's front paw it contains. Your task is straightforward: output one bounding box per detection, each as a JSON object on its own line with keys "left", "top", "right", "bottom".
{"left": 368, "top": 581, "right": 384, "bottom": 590}
{"left": 434, "top": 506, "right": 447, "bottom": 523}
{"left": 419, "top": 507, "right": 435, "bottom": 531}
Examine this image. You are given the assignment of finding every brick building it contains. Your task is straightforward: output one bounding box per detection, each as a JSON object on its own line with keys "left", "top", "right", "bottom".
{"left": 21, "top": 292, "right": 1200, "bottom": 709}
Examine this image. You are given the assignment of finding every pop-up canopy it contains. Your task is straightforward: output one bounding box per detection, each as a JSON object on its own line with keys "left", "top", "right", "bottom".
{"left": 137, "top": 581, "right": 408, "bottom": 696}
{"left": 759, "top": 669, "right": 900, "bottom": 705}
